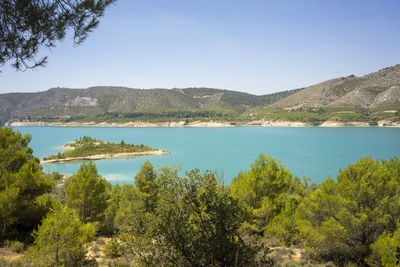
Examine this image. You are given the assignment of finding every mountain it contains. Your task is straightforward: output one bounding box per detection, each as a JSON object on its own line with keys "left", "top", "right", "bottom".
{"left": 1, "top": 65, "right": 399, "bottom": 124}
{"left": 0, "top": 87, "right": 299, "bottom": 123}
{"left": 268, "top": 64, "right": 400, "bottom": 110}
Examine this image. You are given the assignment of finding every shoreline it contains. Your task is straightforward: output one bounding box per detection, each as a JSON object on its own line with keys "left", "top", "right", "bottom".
{"left": 6, "top": 120, "right": 400, "bottom": 128}
{"left": 41, "top": 150, "right": 170, "bottom": 164}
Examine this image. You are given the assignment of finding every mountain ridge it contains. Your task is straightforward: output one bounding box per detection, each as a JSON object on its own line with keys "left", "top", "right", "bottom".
{"left": 1, "top": 65, "right": 399, "bottom": 124}
{"left": 0, "top": 86, "right": 301, "bottom": 122}
{"left": 268, "top": 64, "right": 400, "bottom": 110}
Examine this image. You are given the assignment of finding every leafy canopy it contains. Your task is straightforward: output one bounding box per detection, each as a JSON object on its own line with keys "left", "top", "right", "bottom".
{"left": 296, "top": 156, "right": 400, "bottom": 265}
{"left": 65, "top": 161, "right": 108, "bottom": 223}
{"left": 154, "top": 169, "right": 253, "bottom": 266}
{"left": 367, "top": 225, "right": 400, "bottom": 267}
{"left": 0, "top": 127, "right": 54, "bottom": 242}
{"left": 0, "top": 0, "right": 115, "bottom": 70}
{"left": 230, "top": 153, "right": 306, "bottom": 244}
{"left": 26, "top": 204, "right": 95, "bottom": 266}
{"left": 108, "top": 163, "right": 265, "bottom": 266}
{"left": 134, "top": 160, "right": 158, "bottom": 213}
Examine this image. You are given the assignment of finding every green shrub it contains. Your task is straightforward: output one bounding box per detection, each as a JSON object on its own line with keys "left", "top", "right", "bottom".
{"left": 25, "top": 204, "right": 95, "bottom": 266}
{"left": 367, "top": 226, "right": 400, "bottom": 267}
{"left": 297, "top": 156, "right": 400, "bottom": 265}
{"left": 5, "top": 240, "right": 24, "bottom": 253}
{"left": 103, "top": 237, "right": 123, "bottom": 259}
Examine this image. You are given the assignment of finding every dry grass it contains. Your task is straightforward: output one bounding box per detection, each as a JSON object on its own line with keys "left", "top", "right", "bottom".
{"left": 0, "top": 247, "right": 23, "bottom": 265}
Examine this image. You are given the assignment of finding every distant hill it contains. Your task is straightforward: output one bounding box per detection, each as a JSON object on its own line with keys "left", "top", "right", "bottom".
{"left": 268, "top": 64, "right": 400, "bottom": 110}
{"left": 0, "top": 87, "right": 299, "bottom": 123}
{"left": 1, "top": 65, "right": 399, "bottom": 125}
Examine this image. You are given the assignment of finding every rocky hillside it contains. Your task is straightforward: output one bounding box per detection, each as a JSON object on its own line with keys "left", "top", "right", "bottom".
{"left": 1, "top": 65, "right": 399, "bottom": 124}
{"left": 0, "top": 87, "right": 299, "bottom": 123}
{"left": 268, "top": 64, "right": 400, "bottom": 110}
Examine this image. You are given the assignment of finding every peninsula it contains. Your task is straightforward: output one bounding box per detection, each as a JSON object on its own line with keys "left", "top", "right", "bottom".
{"left": 42, "top": 136, "right": 169, "bottom": 163}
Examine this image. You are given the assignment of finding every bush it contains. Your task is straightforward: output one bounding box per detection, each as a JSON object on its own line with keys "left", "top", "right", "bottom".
{"left": 5, "top": 240, "right": 24, "bottom": 253}
{"left": 297, "top": 156, "right": 400, "bottom": 265}
{"left": 230, "top": 154, "right": 306, "bottom": 245}
{"left": 367, "top": 226, "right": 400, "bottom": 267}
{"left": 25, "top": 204, "right": 95, "bottom": 266}
{"left": 103, "top": 237, "right": 123, "bottom": 259}
{"left": 111, "top": 164, "right": 266, "bottom": 266}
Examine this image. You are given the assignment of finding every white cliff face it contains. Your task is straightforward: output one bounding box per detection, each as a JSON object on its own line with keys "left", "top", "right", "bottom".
{"left": 371, "top": 85, "right": 400, "bottom": 108}
{"left": 70, "top": 96, "right": 98, "bottom": 106}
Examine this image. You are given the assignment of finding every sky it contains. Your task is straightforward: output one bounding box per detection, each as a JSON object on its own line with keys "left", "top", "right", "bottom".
{"left": 1, "top": 0, "right": 400, "bottom": 95}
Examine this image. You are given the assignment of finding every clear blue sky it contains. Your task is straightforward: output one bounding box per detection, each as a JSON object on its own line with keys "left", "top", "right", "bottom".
{"left": 1, "top": 0, "right": 399, "bottom": 95}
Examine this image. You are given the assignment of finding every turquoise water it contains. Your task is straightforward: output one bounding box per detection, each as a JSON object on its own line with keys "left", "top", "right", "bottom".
{"left": 13, "top": 126, "right": 400, "bottom": 185}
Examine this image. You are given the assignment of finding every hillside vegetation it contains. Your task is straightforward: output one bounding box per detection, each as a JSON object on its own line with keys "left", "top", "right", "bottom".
{"left": 268, "top": 65, "right": 400, "bottom": 109}
{"left": 244, "top": 65, "right": 400, "bottom": 125}
{"left": 0, "top": 87, "right": 299, "bottom": 124}
{"left": 1, "top": 65, "right": 400, "bottom": 125}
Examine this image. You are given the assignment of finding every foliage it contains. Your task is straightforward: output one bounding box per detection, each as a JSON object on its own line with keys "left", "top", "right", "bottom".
{"left": 296, "top": 157, "right": 400, "bottom": 265}
{"left": 4, "top": 240, "right": 24, "bottom": 253}
{"left": 230, "top": 154, "right": 306, "bottom": 245}
{"left": 244, "top": 109, "right": 329, "bottom": 124}
{"left": 71, "top": 136, "right": 99, "bottom": 146}
{"left": 44, "top": 171, "right": 64, "bottom": 182}
{"left": 0, "top": 0, "right": 115, "bottom": 70}
{"left": 109, "top": 164, "right": 265, "bottom": 266}
{"left": 244, "top": 106, "right": 400, "bottom": 125}
{"left": 103, "top": 236, "right": 123, "bottom": 259}
{"left": 25, "top": 204, "right": 95, "bottom": 266}
{"left": 155, "top": 169, "right": 256, "bottom": 266}
{"left": 134, "top": 161, "right": 158, "bottom": 213}
{"left": 65, "top": 161, "right": 108, "bottom": 223}
{"left": 101, "top": 183, "right": 123, "bottom": 234}
{"left": 366, "top": 226, "right": 400, "bottom": 267}
{"left": 0, "top": 127, "right": 55, "bottom": 243}
{"left": 107, "top": 163, "right": 162, "bottom": 237}
{"left": 100, "top": 110, "right": 229, "bottom": 120}
{"left": 43, "top": 136, "right": 156, "bottom": 160}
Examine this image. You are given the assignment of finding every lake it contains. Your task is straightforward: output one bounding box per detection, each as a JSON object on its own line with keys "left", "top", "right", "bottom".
{"left": 13, "top": 126, "right": 400, "bottom": 185}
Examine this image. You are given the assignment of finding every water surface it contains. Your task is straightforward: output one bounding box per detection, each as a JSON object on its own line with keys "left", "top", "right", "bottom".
{"left": 13, "top": 126, "right": 400, "bottom": 185}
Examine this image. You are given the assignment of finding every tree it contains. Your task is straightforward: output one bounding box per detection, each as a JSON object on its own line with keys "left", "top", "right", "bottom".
{"left": 111, "top": 165, "right": 267, "bottom": 266}
{"left": 0, "top": 0, "right": 115, "bottom": 70}
{"left": 26, "top": 204, "right": 95, "bottom": 266}
{"left": 134, "top": 161, "right": 158, "bottom": 213}
{"left": 296, "top": 156, "right": 400, "bottom": 265}
{"left": 101, "top": 183, "right": 122, "bottom": 234}
{"left": 106, "top": 162, "right": 158, "bottom": 234}
{"left": 0, "top": 127, "right": 55, "bottom": 242}
{"left": 65, "top": 161, "right": 108, "bottom": 223}
{"left": 154, "top": 169, "right": 256, "bottom": 266}
{"left": 230, "top": 154, "right": 305, "bottom": 244}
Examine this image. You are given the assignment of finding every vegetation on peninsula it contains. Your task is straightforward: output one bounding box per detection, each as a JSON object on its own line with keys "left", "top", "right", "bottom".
{"left": 42, "top": 136, "right": 167, "bottom": 162}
